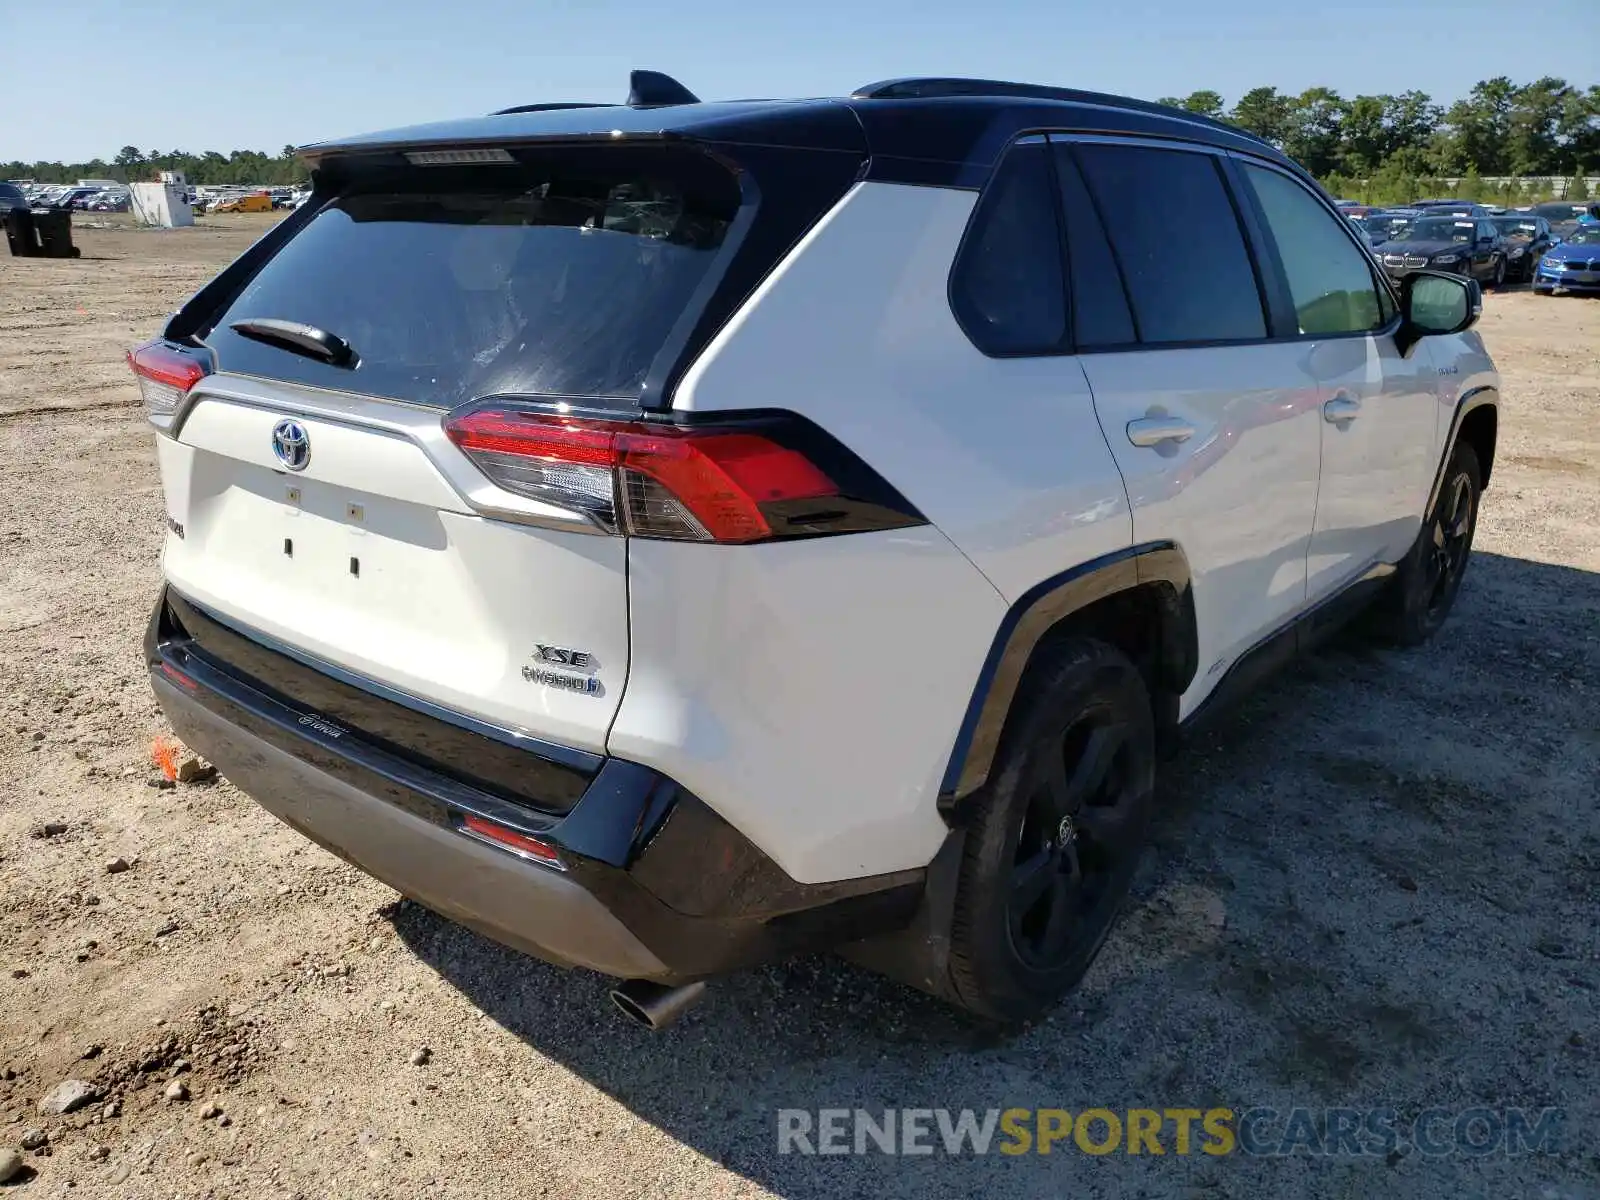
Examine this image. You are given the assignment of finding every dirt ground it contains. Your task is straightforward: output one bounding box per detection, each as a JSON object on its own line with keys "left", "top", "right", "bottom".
{"left": 1, "top": 215, "right": 1596, "bottom": 1200}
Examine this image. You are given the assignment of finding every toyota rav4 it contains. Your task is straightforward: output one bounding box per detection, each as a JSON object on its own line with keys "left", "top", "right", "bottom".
{"left": 137, "top": 72, "right": 1499, "bottom": 1025}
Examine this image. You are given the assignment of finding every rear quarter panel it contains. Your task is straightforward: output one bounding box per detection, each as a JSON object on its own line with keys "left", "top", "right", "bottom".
{"left": 642, "top": 180, "right": 1134, "bottom": 883}
{"left": 611, "top": 530, "right": 1007, "bottom": 885}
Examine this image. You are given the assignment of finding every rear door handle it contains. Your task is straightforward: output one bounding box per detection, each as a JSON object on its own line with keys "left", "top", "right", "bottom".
{"left": 1126, "top": 416, "right": 1195, "bottom": 448}
{"left": 1323, "top": 396, "right": 1362, "bottom": 424}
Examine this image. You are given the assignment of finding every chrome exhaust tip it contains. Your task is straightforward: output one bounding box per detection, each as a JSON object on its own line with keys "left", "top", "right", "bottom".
{"left": 609, "top": 979, "right": 707, "bottom": 1031}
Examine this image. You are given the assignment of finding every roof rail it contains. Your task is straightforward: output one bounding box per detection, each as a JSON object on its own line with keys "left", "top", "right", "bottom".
{"left": 627, "top": 69, "right": 700, "bottom": 108}
{"left": 850, "top": 77, "right": 1274, "bottom": 150}
{"left": 491, "top": 101, "right": 613, "bottom": 116}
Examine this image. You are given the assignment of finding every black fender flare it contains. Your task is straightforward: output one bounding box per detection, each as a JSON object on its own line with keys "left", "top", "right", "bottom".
{"left": 938, "top": 541, "right": 1196, "bottom": 810}
{"left": 1428, "top": 385, "right": 1498, "bottom": 517}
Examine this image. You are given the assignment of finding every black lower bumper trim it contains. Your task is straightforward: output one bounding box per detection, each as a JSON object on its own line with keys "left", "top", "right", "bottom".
{"left": 146, "top": 586, "right": 925, "bottom": 981}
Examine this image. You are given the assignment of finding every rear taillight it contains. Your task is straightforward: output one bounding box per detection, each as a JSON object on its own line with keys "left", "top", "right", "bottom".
{"left": 128, "top": 339, "right": 210, "bottom": 425}
{"left": 445, "top": 408, "right": 842, "bottom": 544}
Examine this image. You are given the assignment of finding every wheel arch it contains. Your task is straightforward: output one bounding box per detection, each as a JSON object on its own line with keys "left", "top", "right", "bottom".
{"left": 1432, "top": 386, "right": 1498, "bottom": 512}
{"left": 938, "top": 541, "right": 1196, "bottom": 817}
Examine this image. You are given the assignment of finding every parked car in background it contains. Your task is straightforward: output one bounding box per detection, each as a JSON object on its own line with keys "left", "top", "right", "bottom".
{"left": 1378, "top": 214, "right": 1509, "bottom": 286}
{"left": 40, "top": 186, "right": 101, "bottom": 210}
{"left": 1412, "top": 201, "right": 1495, "bottom": 218}
{"left": 1531, "top": 201, "right": 1600, "bottom": 239}
{"left": 1348, "top": 210, "right": 1400, "bottom": 246}
{"left": 1491, "top": 215, "right": 1557, "bottom": 281}
{"left": 0, "top": 182, "right": 27, "bottom": 212}
{"left": 1533, "top": 225, "right": 1600, "bottom": 295}
{"left": 212, "top": 192, "right": 273, "bottom": 214}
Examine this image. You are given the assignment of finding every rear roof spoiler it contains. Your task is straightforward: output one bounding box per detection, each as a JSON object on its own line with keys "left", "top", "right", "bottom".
{"left": 490, "top": 69, "right": 700, "bottom": 117}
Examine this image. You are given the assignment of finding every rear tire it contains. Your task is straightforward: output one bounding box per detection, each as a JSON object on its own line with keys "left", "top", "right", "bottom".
{"left": 1372, "top": 441, "right": 1481, "bottom": 646}
{"left": 946, "top": 639, "right": 1155, "bottom": 1022}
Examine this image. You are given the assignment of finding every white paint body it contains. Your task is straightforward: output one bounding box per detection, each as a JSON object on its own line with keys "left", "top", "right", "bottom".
{"left": 154, "top": 165, "right": 1497, "bottom": 886}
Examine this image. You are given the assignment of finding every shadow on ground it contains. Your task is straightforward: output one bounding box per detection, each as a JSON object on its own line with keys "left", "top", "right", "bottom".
{"left": 392, "top": 553, "right": 1600, "bottom": 1200}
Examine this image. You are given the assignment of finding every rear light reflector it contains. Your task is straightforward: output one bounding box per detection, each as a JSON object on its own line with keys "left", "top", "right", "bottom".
{"left": 128, "top": 339, "right": 210, "bottom": 423}
{"left": 445, "top": 409, "right": 839, "bottom": 543}
{"left": 459, "top": 814, "right": 565, "bottom": 869}
{"left": 157, "top": 660, "right": 200, "bottom": 693}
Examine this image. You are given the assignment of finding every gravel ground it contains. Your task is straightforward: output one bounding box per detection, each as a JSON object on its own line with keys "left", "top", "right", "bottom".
{"left": 1, "top": 217, "right": 1596, "bottom": 1200}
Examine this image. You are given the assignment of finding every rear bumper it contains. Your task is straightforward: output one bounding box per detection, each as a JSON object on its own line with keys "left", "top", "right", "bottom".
{"left": 154, "top": 675, "right": 670, "bottom": 978}
{"left": 146, "top": 587, "right": 924, "bottom": 983}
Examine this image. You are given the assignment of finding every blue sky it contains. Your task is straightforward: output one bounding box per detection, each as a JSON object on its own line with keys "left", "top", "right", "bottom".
{"left": 4, "top": 0, "right": 1595, "bottom": 163}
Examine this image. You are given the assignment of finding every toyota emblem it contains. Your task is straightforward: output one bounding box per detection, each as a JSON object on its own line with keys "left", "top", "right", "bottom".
{"left": 271, "top": 419, "right": 310, "bottom": 472}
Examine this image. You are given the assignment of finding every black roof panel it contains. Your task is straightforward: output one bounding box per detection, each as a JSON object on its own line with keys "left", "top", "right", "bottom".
{"left": 300, "top": 78, "right": 1291, "bottom": 183}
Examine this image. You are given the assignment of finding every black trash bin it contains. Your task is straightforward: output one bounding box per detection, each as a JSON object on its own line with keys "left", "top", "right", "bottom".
{"left": 30, "top": 208, "right": 80, "bottom": 258}
{"left": 4, "top": 208, "right": 38, "bottom": 257}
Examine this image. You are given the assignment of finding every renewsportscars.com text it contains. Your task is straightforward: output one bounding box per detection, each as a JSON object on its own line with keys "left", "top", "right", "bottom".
{"left": 776, "top": 1106, "right": 1564, "bottom": 1158}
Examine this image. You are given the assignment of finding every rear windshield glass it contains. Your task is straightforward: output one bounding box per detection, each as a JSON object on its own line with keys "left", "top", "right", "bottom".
{"left": 204, "top": 149, "right": 741, "bottom": 408}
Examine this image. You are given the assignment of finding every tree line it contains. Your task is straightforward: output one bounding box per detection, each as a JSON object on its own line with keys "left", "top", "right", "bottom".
{"left": 1159, "top": 77, "right": 1597, "bottom": 204}
{"left": 2, "top": 146, "right": 308, "bottom": 188}
{"left": 6, "top": 76, "right": 1597, "bottom": 201}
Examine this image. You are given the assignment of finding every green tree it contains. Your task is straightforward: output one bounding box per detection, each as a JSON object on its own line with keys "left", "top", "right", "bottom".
{"left": 1283, "top": 87, "right": 1347, "bottom": 178}
{"left": 1572, "top": 173, "right": 1592, "bottom": 201}
{"left": 1230, "top": 86, "right": 1294, "bottom": 144}
{"left": 1339, "top": 94, "right": 1392, "bottom": 175}
{"left": 1158, "top": 90, "right": 1226, "bottom": 119}
{"left": 1439, "top": 76, "right": 1517, "bottom": 173}
{"left": 1386, "top": 91, "right": 1442, "bottom": 159}
{"left": 1506, "top": 77, "right": 1575, "bottom": 174}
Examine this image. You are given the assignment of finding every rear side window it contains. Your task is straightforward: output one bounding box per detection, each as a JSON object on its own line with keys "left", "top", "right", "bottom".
{"left": 1050, "top": 147, "right": 1136, "bottom": 348}
{"left": 1241, "top": 163, "right": 1389, "bottom": 336}
{"left": 204, "top": 148, "right": 740, "bottom": 408}
{"left": 949, "top": 141, "right": 1067, "bottom": 356}
{"left": 1074, "top": 144, "right": 1266, "bottom": 345}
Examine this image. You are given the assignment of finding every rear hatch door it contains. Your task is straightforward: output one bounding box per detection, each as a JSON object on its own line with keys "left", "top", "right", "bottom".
{"left": 157, "top": 143, "right": 749, "bottom": 759}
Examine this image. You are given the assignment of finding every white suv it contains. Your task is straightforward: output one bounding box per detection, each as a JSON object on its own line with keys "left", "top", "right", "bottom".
{"left": 136, "top": 74, "right": 1499, "bottom": 1025}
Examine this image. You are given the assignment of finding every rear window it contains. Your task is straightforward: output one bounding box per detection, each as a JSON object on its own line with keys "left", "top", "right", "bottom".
{"left": 204, "top": 148, "right": 741, "bottom": 408}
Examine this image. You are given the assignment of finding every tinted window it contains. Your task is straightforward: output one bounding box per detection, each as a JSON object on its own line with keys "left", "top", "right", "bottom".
{"left": 0, "top": 183, "right": 23, "bottom": 210}
{"left": 1075, "top": 144, "right": 1265, "bottom": 344}
{"left": 1242, "top": 164, "right": 1387, "bottom": 336}
{"left": 1051, "top": 147, "right": 1136, "bottom": 348}
{"left": 205, "top": 149, "right": 740, "bottom": 408}
{"left": 950, "top": 142, "right": 1067, "bottom": 356}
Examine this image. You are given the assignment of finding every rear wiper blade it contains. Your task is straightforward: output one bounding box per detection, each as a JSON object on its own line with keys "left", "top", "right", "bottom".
{"left": 229, "top": 318, "right": 359, "bottom": 369}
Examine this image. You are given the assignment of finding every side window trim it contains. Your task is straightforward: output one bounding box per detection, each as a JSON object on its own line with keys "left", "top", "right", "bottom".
{"left": 1214, "top": 153, "right": 1298, "bottom": 340}
{"left": 1227, "top": 151, "right": 1403, "bottom": 341}
{"left": 1046, "top": 138, "right": 1143, "bottom": 345}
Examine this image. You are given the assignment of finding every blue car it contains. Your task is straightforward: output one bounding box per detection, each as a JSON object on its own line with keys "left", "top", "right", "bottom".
{"left": 1533, "top": 226, "right": 1600, "bottom": 295}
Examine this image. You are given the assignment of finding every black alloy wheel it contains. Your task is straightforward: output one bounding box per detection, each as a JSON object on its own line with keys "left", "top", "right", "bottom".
{"left": 1007, "top": 707, "right": 1142, "bottom": 970}
{"left": 947, "top": 639, "right": 1156, "bottom": 1022}
{"left": 1422, "top": 469, "right": 1475, "bottom": 622}
{"left": 1370, "top": 441, "right": 1481, "bottom": 646}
